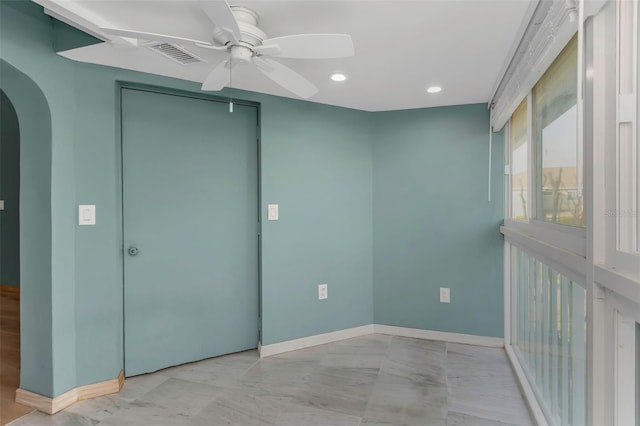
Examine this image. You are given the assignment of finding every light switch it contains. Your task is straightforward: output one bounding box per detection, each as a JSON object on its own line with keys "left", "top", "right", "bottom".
{"left": 78, "top": 205, "right": 96, "bottom": 225}
{"left": 268, "top": 204, "right": 279, "bottom": 221}
{"left": 318, "top": 284, "right": 328, "bottom": 300}
{"left": 439, "top": 287, "right": 450, "bottom": 304}
{"left": 0, "top": 200, "right": 4, "bottom": 211}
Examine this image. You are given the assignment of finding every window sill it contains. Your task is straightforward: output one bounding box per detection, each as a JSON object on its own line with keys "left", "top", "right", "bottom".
{"left": 501, "top": 225, "right": 588, "bottom": 285}
{"left": 503, "top": 218, "right": 586, "bottom": 257}
{"left": 594, "top": 264, "right": 640, "bottom": 309}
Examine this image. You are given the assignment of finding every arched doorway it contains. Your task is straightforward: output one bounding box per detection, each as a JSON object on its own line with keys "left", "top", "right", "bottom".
{"left": 1, "top": 89, "right": 20, "bottom": 290}
{"left": 0, "top": 59, "right": 53, "bottom": 424}
{"left": 0, "top": 88, "right": 32, "bottom": 424}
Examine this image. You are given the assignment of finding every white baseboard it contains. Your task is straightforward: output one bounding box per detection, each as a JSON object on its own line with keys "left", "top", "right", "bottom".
{"left": 373, "top": 324, "right": 504, "bottom": 348}
{"left": 260, "top": 324, "right": 504, "bottom": 357}
{"left": 259, "top": 325, "right": 375, "bottom": 357}
{"left": 505, "top": 345, "right": 548, "bottom": 426}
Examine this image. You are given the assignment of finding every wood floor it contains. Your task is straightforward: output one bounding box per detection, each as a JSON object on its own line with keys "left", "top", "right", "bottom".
{"left": 0, "top": 286, "right": 33, "bottom": 425}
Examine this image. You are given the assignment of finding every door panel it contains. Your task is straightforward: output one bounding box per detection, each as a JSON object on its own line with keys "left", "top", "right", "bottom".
{"left": 121, "top": 88, "right": 258, "bottom": 376}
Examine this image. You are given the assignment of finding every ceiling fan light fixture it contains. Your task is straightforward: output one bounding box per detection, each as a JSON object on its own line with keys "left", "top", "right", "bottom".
{"left": 330, "top": 73, "right": 347, "bottom": 82}
{"left": 427, "top": 86, "right": 442, "bottom": 94}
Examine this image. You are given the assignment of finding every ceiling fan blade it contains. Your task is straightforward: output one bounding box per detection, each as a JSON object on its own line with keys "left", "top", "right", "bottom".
{"left": 100, "top": 27, "right": 213, "bottom": 46}
{"left": 259, "top": 34, "right": 354, "bottom": 59}
{"left": 202, "top": 60, "right": 230, "bottom": 91}
{"left": 253, "top": 57, "right": 318, "bottom": 99}
{"left": 198, "top": 0, "right": 241, "bottom": 44}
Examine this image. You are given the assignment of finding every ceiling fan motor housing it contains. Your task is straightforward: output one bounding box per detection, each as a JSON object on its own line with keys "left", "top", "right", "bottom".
{"left": 213, "top": 6, "right": 266, "bottom": 59}
{"left": 230, "top": 45, "right": 253, "bottom": 63}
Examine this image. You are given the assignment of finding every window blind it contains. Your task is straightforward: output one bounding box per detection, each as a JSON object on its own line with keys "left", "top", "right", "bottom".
{"left": 490, "top": 0, "right": 605, "bottom": 131}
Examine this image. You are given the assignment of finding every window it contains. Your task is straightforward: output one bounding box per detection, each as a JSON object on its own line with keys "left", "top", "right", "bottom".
{"left": 501, "top": 1, "right": 640, "bottom": 424}
{"left": 504, "top": 34, "right": 583, "bottom": 232}
{"left": 511, "top": 245, "right": 586, "bottom": 425}
{"left": 533, "top": 36, "right": 583, "bottom": 227}
{"left": 511, "top": 99, "right": 529, "bottom": 220}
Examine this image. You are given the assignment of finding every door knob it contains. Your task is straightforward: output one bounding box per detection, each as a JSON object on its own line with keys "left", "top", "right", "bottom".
{"left": 128, "top": 246, "right": 139, "bottom": 256}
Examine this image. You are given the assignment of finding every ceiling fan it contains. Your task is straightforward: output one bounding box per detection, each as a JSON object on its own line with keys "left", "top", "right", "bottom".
{"left": 100, "top": 1, "right": 355, "bottom": 99}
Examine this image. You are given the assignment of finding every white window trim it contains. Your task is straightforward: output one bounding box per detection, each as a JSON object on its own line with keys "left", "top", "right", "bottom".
{"left": 501, "top": 226, "right": 587, "bottom": 287}
{"left": 492, "top": 1, "right": 579, "bottom": 130}
{"left": 511, "top": 345, "right": 556, "bottom": 425}
{"left": 505, "top": 120, "right": 513, "bottom": 220}
{"left": 503, "top": 39, "right": 588, "bottom": 257}
{"left": 492, "top": 0, "right": 608, "bottom": 130}
{"left": 590, "top": 2, "right": 640, "bottom": 424}
{"left": 615, "top": 0, "right": 638, "bottom": 256}
{"left": 595, "top": 265, "right": 640, "bottom": 309}
{"left": 504, "top": 218, "right": 586, "bottom": 257}
{"left": 504, "top": 86, "right": 587, "bottom": 257}
{"left": 613, "top": 307, "right": 638, "bottom": 426}
{"left": 504, "top": 1, "right": 640, "bottom": 424}
{"left": 505, "top": 240, "right": 589, "bottom": 426}
{"left": 527, "top": 93, "right": 536, "bottom": 223}
{"left": 590, "top": 280, "right": 640, "bottom": 426}
{"left": 593, "top": 0, "right": 640, "bottom": 290}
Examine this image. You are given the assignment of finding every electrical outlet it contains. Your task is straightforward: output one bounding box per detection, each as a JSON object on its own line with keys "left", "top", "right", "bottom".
{"left": 318, "top": 284, "right": 328, "bottom": 300}
{"left": 439, "top": 287, "right": 450, "bottom": 303}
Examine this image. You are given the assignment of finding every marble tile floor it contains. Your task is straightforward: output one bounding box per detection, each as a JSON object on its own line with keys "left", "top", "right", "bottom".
{"left": 9, "top": 335, "right": 533, "bottom": 426}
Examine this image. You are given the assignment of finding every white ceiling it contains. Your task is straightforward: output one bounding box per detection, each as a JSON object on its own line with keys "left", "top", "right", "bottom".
{"left": 38, "top": 0, "right": 536, "bottom": 112}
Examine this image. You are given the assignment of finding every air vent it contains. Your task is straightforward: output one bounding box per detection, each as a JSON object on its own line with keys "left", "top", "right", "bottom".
{"left": 147, "top": 43, "right": 204, "bottom": 65}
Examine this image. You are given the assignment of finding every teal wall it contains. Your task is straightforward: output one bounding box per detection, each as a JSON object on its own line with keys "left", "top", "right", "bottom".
{"left": 0, "top": 1, "right": 79, "bottom": 398}
{"left": 260, "top": 97, "right": 373, "bottom": 344}
{"left": 0, "top": 0, "right": 373, "bottom": 397}
{"left": 0, "top": 58, "right": 55, "bottom": 397}
{"left": 0, "top": 0, "right": 504, "bottom": 399}
{"left": 372, "top": 105, "right": 504, "bottom": 337}
{"left": 0, "top": 90, "right": 21, "bottom": 287}
{"left": 1, "top": 0, "right": 78, "bottom": 396}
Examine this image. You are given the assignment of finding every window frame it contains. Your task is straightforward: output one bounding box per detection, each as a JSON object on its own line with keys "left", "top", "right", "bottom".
{"left": 504, "top": 40, "right": 588, "bottom": 260}
{"left": 508, "top": 98, "right": 531, "bottom": 222}
{"left": 615, "top": 0, "right": 639, "bottom": 256}
{"left": 595, "top": 0, "right": 640, "bottom": 283}
{"left": 610, "top": 294, "right": 640, "bottom": 426}
{"left": 589, "top": 2, "right": 640, "bottom": 424}
{"left": 533, "top": 35, "right": 584, "bottom": 229}
{"left": 502, "top": 1, "right": 640, "bottom": 425}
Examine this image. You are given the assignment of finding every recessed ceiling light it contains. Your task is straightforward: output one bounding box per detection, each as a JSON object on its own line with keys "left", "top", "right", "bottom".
{"left": 427, "top": 86, "right": 442, "bottom": 94}
{"left": 330, "top": 73, "right": 347, "bottom": 82}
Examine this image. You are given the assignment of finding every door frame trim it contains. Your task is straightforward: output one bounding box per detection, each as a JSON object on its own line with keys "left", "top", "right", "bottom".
{"left": 116, "top": 82, "right": 262, "bottom": 376}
